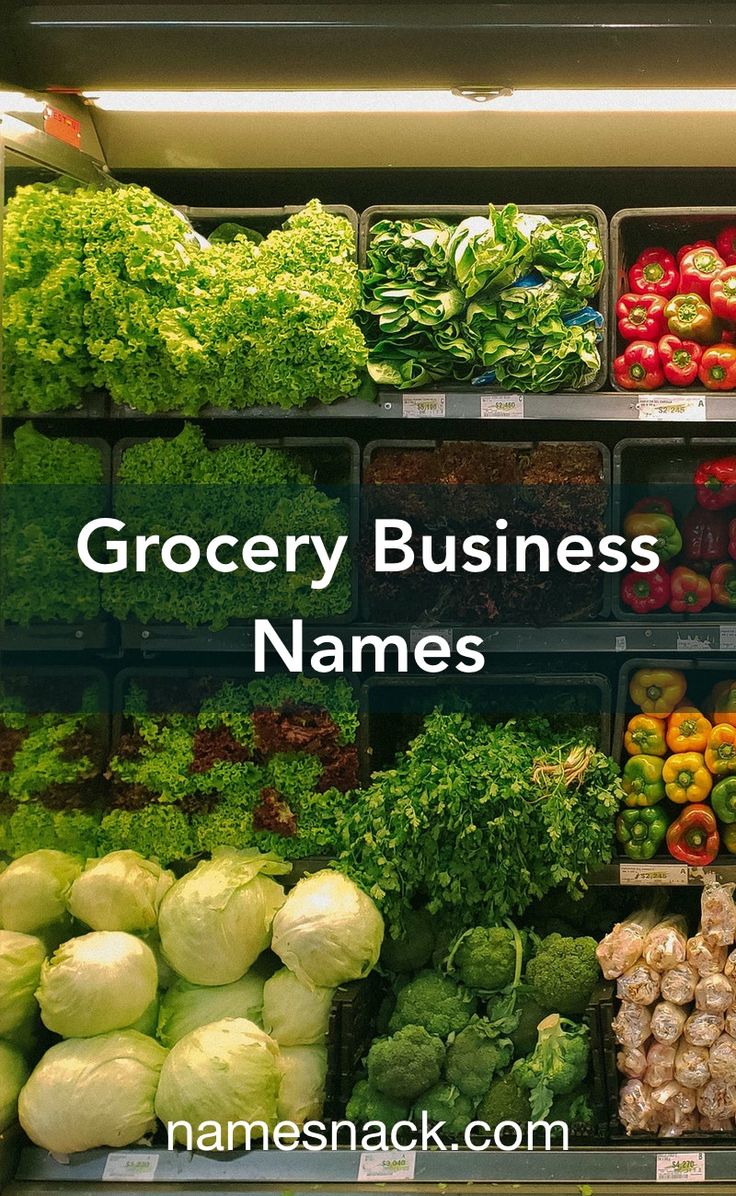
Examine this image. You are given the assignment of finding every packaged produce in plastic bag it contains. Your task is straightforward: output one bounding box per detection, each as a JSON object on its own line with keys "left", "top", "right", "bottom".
{"left": 701, "top": 875, "right": 736, "bottom": 948}
{"left": 612, "top": 1002, "right": 652, "bottom": 1048}
{"left": 643, "top": 916, "right": 689, "bottom": 973}
{"left": 709, "top": 1034, "right": 736, "bottom": 1082}
{"left": 697, "top": 1078, "right": 736, "bottom": 1120}
{"left": 652, "top": 1079, "right": 697, "bottom": 1123}
{"left": 724, "top": 947, "right": 736, "bottom": 978}
{"left": 651, "top": 1001, "right": 688, "bottom": 1045}
{"left": 684, "top": 1010, "right": 724, "bottom": 1048}
{"left": 695, "top": 972, "right": 735, "bottom": 1014}
{"left": 597, "top": 908, "right": 662, "bottom": 979}
{"left": 658, "top": 1112, "right": 699, "bottom": 1137}
{"left": 725, "top": 1008, "right": 736, "bottom": 1038}
{"left": 619, "top": 1078, "right": 656, "bottom": 1134}
{"left": 617, "top": 963, "right": 661, "bottom": 1006}
{"left": 644, "top": 1042, "right": 676, "bottom": 1088}
{"left": 661, "top": 962, "right": 699, "bottom": 1005}
{"left": 699, "top": 1114, "right": 734, "bottom": 1132}
{"left": 674, "top": 1041, "right": 711, "bottom": 1089}
{"left": 618, "top": 1044, "right": 649, "bottom": 1079}
{"left": 687, "top": 933, "right": 727, "bottom": 977}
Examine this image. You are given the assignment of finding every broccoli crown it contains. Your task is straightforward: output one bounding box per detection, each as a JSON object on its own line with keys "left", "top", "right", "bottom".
{"left": 346, "top": 1079, "right": 408, "bottom": 1128}
{"left": 475, "top": 1073, "right": 531, "bottom": 1131}
{"left": 389, "top": 971, "right": 477, "bottom": 1039}
{"left": 526, "top": 934, "right": 599, "bottom": 1017}
{"left": 549, "top": 1085, "right": 597, "bottom": 1137}
{"left": 449, "top": 925, "right": 522, "bottom": 993}
{"left": 412, "top": 1082, "right": 475, "bottom": 1139}
{"left": 367, "top": 1024, "right": 445, "bottom": 1102}
{"left": 507, "top": 990, "right": 551, "bottom": 1060}
{"left": 381, "top": 908, "right": 435, "bottom": 975}
{"left": 511, "top": 1014, "right": 590, "bottom": 1120}
{"left": 445, "top": 1019, "right": 514, "bottom": 1099}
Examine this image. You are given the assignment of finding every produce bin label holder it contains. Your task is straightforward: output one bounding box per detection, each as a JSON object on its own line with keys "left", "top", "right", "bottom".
{"left": 480, "top": 393, "right": 525, "bottom": 419}
{"left": 637, "top": 394, "right": 707, "bottom": 422}
{"left": 402, "top": 394, "right": 446, "bottom": 418}
{"left": 358, "top": 1150, "right": 416, "bottom": 1182}
{"left": 656, "top": 1151, "right": 705, "bottom": 1183}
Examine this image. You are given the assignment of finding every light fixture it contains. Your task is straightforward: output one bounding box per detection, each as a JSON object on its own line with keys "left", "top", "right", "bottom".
{"left": 0, "top": 91, "right": 46, "bottom": 114}
{"left": 451, "top": 88, "right": 513, "bottom": 104}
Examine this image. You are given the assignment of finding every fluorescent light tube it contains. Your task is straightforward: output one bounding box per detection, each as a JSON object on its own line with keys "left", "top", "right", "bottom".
{"left": 0, "top": 92, "right": 46, "bottom": 114}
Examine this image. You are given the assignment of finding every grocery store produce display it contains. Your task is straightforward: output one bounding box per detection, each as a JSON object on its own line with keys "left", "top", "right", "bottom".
{"left": 0, "top": 848, "right": 383, "bottom": 1152}
{"left": 2, "top": 185, "right": 366, "bottom": 414}
{"left": 600, "top": 882, "right": 736, "bottom": 1137}
{"left": 618, "top": 668, "right": 736, "bottom": 863}
{"left": 615, "top": 229, "right": 736, "bottom": 391}
{"left": 361, "top": 206, "right": 604, "bottom": 391}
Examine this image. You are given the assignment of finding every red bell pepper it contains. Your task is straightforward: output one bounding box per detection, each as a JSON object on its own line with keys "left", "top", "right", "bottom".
{"left": 621, "top": 565, "right": 671, "bottom": 613}
{"left": 700, "top": 345, "right": 736, "bottom": 390}
{"left": 711, "top": 266, "right": 736, "bottom": 323}
{"left": 666, "top": 803, "right": 720, "bottom": 866}
{"left": 694, "top": 456, "right": 736, "bottom": 509}
{"left": 613, "top": 341, "right": 664, "bottom": 391}
{"left": 717, "top": 226, "right": 736, "bottom": 267}
{"left": 617, "top": 293, "right": 667, "bottom": 341}
{"left": 629, "top": 248, "right": 679, "bottom": 298}
{"left": 682, "top": 505, "right": 729, "bottom": 561}
{"left": 677, "top": 239, "right": 715, "bottom": 265}
{"left": 729, "top": 518, "right": 736, "bottom": 560}
{"left": 711, "top": 562, "right": 736, "bottom": 608}
{"left": 658, "top": 334, "right": 702, "bottom": 386}
{"left": 669, "top": 566, "right": 712, "bottom": 613}
{"left": 630, "top": 496, "right": 674, "bottom": 517}
{"left": 679, "top": 246, "right": 726, "bottom": 302}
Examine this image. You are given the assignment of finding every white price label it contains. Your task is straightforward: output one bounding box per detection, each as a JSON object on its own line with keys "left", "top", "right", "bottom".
{"left": 358, "top": 1151, "right": 416, "bottom": 1182}
{"left": 677, "top": 632, "right": 715, "bottom": 652}
{"left": 615, "top": 635, "right": 627, "bottom": 652}
{"left": 102, "top": 1152, "right": 159, "bottom": 1182}
{"left": 620, "top": 862, "right": 688, "bottom": 887}
{"left": 409, "top": 627, "right": 454, "bottom": 651}
{"left": 402, "top": 393, "right": 445, "bottom": 418}
{"left": 721, "top": 624, "right": 736, "bottom": 651}
{"left": 638, "top": 394, "right": 706, "bottom": 422}
{"left": 480, "top": 393, "right": 524, "bottom": 419}
{"left": 656, "top": 1151, "right": 705, "bottom": 1183}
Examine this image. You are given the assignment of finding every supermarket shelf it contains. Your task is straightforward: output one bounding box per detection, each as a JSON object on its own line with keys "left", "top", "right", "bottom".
{"left": 119, "top": 620, "right": 733, "bottom": 655}
{"left": 9, "top": 1143, "right": 736, "bottom": 1193}
{"left": 0, "top": 621, "right": 114, "bottom": 653}
{"left": 590, "top": 856, "right": 736, "bottom": 886}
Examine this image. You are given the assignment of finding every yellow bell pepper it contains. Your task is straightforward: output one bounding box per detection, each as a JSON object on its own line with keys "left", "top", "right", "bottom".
{"left": 662, "top": 751, "right": 712, "bottom": 804}
{"left": 711, "top": 680, "right": 736, "bottom": 729}
{"left": 624, "top": 714, "right": 668, "bottom": 757}
{"left": 666, "top": 705, "right": 712, "bottom": 754}
{"left": 706, "top": 724, "right": 736, "bottom": 776}
{"left": 629, "top": 668, "right": 687, "bottom": 717}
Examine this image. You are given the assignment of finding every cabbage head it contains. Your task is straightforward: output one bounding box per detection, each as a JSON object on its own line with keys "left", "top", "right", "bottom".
{"left": 155, "top": 1017, "right": 280, "bottom": 1145}
{"left": 158, "top": 849, "right": 288, "bottom": 986}
{"left": 127, "top": 995, "right": 160, "bottom": 1037}
{"left": 0, "top": 850, "right": 81, "bottom": 934}
{"left": 157, "top": 972, "right": 265, "bottom": 1049}
{"left": 0, "top": 930, "right": 46, "bottom": 1037}
{"left": 18, "top": 1030, "right": 167, "bottom": 1153}
{"left": 68, "top": 850, "right": 174, "bottom": 932}
{"left": 262, "top": 967, "right": 333, "bottom": 1046}
{"left": 0, "top": 1040, "right": 30, "bottom": 1132}
{"left": 278, "top": 1044, "right": 327, "bottom": 1127}
{"left": 271, "top": 870, "right": 384, "bottom": 990}
{"left": 36, "top": 931, "right": 158, "bottom": 1037}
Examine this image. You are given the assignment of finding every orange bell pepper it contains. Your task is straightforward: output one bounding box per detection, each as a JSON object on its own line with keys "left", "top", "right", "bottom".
{"left": 629, "top": 668, "right": 687, "bottom": 718}
{"left": 666, "top": 706, "right": 712, "bottom": 754}
{"left": 705, "top": 724, "right": 736, "bottom": 776}
{"left": 662, "top": 751, "right": 713, "bottom": 804}
{"left": 711, "top": 680, "right": 736, "bottom": 729}
{"left": 625, "top": 714, "right": 668, "bottom": 757}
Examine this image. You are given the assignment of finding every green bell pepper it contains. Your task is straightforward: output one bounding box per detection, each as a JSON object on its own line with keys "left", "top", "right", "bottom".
{"left": 711, "top": 776, "right": 736, "bottom": 824}
{"left": 622, "top": 754, "right": 666, "bottom": 807}
{"left": 616, "top": 806, "right": 671, "bottom": 860}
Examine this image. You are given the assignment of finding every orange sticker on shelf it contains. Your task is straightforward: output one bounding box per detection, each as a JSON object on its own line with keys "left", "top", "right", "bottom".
{"left": 43, "top": 105, "right": 81, "bottom": 148}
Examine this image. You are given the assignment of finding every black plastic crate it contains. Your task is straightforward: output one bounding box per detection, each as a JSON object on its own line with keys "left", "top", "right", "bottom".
{"left": 109, "top": 433, "right": 360, "bottom": 637}
{"left": 360, "top": 203, "right": 609, "bottom": 394}
{"left": 325, "top": 971, "right": 384, "bottom": 1118}
{"left": 613, "top": 435, "right": 736, "bottom": 622}
{"left": 361, "top": 437, "right": 612, "bottom": 624}
{"left": 610, "top": 207, "right": 736, "bottom": 394}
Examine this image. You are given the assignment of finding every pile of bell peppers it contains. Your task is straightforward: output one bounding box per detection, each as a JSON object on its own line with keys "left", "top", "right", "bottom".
{"left": 615, "top": 230, "right": 736, "bottom": 391}
{"left": 620, "top": 455, "right": 736, "bottom": 615}
{"left": 617, "top": 667, "right": 736, "bottom": 865}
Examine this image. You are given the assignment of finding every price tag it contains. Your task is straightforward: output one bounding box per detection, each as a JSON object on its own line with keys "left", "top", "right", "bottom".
{"left": 620, "top": 862, "right": 688, "bottom": 887}
{"left": 615, "top": 635, "right": 627, "bottom": 652}
{"left": 102, "top": 1152, "right": 159, "bottom": 1182}
{"left": 402, "top": 393, "right": 445, "bottom": 418}
{"left": 638, "top": 394, "right": 706, "bottom": 422}
{"left": 409, "top": 627, "right": 454, "bottom": 651}
{"left": 480, "top": 393, "right": 524, "bottom": 419}
{"left": 677, "top": 632, "right": 715, "bottom": 652}
{"left": 720, "top": 624, "right": 736, "bottom": 651}
{"left": 358, "top": 1151, "right": 416, "bottom": 1182}
{"left": 656, "top": 1151, "right": 705, "bottom": 1183}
